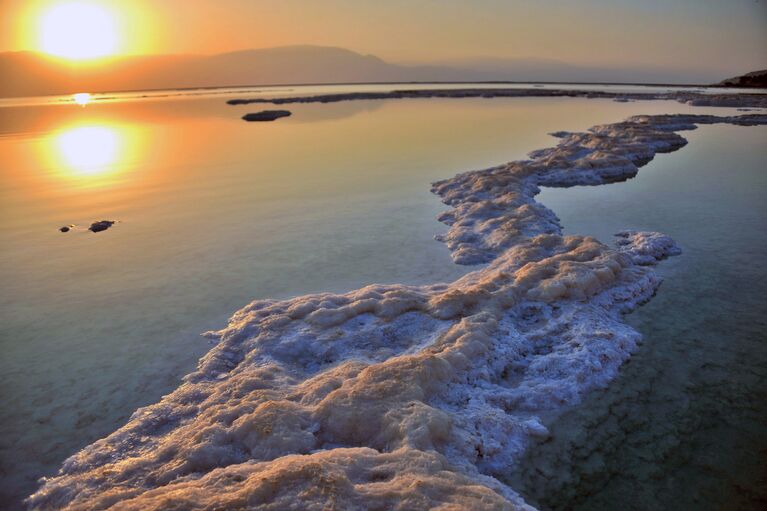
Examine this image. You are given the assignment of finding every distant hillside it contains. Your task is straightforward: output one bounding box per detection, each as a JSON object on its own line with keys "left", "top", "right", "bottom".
{"left": 0, "top": 46, "right": 470, "bottom": 98}
{"left": 0, "top": 45, "right": 727, "bottom": 98}
{"left": 430, "top": 56, "right": 717, "bottom": 85}
{"left": 715, "top": 69, "right": 767, "bottom": 88}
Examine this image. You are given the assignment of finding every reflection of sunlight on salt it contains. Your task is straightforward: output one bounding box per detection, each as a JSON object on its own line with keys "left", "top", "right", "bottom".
{"left": 56, "top": 126, "right": 119, "bottom": 175}
{"left": 72, "top": 93, "right": 92, "bottom": 106}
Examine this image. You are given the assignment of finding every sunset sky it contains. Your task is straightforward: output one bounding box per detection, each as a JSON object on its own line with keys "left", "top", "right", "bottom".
{"left": 1, "top": 0, "right": 765, "bottom": 75}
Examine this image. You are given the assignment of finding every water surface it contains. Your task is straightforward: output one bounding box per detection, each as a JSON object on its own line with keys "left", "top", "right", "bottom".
{"left": 516, "top": 125, "right": 767, "bottom": 510}
{"left": 0, "top": 86, "right": 759, "bottom": 507}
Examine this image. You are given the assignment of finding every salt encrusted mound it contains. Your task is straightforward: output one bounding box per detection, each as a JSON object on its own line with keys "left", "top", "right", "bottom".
{"left": 432, "top": 114, "right": 766, "bottom": 265}
{"left": 28, "top": 114, "right": 766, "bottom": 510}
{"left": 615, "top": 231, "right": 682, "bottom": 266}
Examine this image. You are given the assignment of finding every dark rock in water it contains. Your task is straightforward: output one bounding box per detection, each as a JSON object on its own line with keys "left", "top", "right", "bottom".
{"left": 241, "top": 110, "right": 292, "bottom": 122}
{"left": 89, "top": 220, "right": 115, "bottom": 233}
{"left": 59, "top": 225, "right": 72, "bottom": 233}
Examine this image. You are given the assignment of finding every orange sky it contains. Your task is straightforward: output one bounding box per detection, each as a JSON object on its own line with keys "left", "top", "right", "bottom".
{"left": 1, "top": 0, "right": 765, "bottom": 73}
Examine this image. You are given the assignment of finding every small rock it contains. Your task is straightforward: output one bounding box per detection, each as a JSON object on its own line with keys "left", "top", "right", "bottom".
{"left": 242, "top": 110, "right": 292, "bottom": 122}
{"left": 59, "top": 225, "right": 72, "bottom": 233}
{"left": 89, "top": 220, "right": 115, "bottom": 233}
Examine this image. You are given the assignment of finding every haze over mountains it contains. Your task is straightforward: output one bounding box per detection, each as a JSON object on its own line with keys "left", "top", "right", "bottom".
{"left": 0, "top": 45, "right": 743, "bottom": 98}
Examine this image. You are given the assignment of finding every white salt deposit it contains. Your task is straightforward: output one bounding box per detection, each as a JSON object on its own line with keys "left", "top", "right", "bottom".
{"left": 27, "top": 113, "right": 767, "bottom": 510}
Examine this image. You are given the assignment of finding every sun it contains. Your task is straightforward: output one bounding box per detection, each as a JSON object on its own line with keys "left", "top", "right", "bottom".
{"left": 38, "top": 2, "right": 119, "bottom": 60}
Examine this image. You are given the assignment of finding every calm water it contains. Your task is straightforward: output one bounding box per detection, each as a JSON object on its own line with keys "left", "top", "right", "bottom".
{"left": 2, "top": 81, "right": 765, "bottom": 109}
{"left": 0, "top": 85, "right": 762, "bottom": 507}
{"left": 516, "top": 125, "right": 767, "bottom": 510}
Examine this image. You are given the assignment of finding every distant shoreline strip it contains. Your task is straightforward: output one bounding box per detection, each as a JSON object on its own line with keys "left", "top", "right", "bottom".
{"left": 227, "top": 87, "right": 767, "bottom": 108}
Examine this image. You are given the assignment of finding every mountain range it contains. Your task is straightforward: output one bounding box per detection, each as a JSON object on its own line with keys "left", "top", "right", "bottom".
{"left": 0, "top": 45, "right": 742, "bottom": 98}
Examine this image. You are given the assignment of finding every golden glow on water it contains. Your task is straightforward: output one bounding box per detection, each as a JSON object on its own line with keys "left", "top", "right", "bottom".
{"left": 72, "top": 93, "right": 92, "bottom": 106}
{"left": 41, "top": 122, "right": 143, "bottom": 188}
{"left": 56, "top": 126, "right": 118, "bottom": 173}
{"left": 38, "top": 2, "right": 119, "bottom": 60}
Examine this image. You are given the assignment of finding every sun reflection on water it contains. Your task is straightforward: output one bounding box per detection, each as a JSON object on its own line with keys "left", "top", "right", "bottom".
{"left": 45, "top": 123, "right": 140, "bottom": 188}
{"left": 56, "top": 126, "right": 118, "bottom": 173}
{"left": 72, "top": 93, "right": 92, "bottom": 106}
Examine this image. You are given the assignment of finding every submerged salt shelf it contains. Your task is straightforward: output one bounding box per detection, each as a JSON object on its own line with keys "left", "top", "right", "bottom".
{"left": 512, "top": 124, "right": 767, "bottom": 510}
{"left": 26, "top": 112, "right": 767, "bottom": 509}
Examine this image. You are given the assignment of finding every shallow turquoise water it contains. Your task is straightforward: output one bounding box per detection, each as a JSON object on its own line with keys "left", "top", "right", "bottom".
{"left": 519, "top": 125, "right": 767, "bottom": 510}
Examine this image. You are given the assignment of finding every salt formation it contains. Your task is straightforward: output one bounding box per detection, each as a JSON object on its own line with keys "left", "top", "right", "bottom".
{"left": 614, "top": 231, "right": 682, "bottom": 266}
{"left": 227, "top": 88, "right": 767, "bottom": 109}
{"left": 28, "top": 113, "right": 767, "bottom": 510}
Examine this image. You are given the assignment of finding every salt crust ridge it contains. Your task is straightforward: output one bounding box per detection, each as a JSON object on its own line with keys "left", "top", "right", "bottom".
{"left": 28, "top": 113, "right": 767, "bottom": 510}
{"left": 226, "top": 87, "right": 767, "bottom": 109}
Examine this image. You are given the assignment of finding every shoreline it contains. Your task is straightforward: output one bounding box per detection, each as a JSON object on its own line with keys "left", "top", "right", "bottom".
{"left": 2, "top": 79, "right": 766, "bottom": 101}
{"left": 226, "top": 87, "right": 767, "bottom": 108}
{"left": 28, "top": 111, "right": 767, "bottom": 510}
